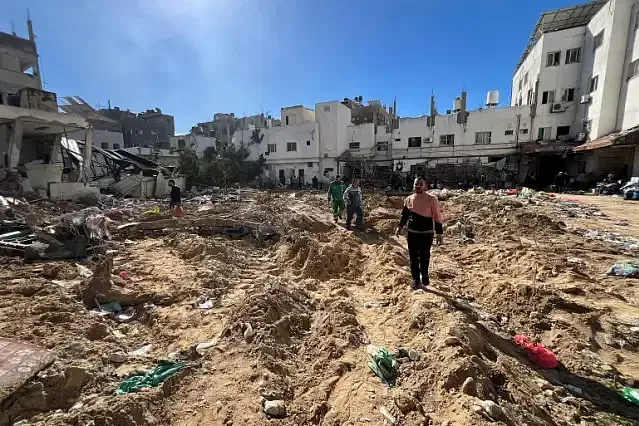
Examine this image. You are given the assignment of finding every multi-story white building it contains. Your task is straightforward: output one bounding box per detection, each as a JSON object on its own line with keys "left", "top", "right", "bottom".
{"left": 235, "top": 0, "right": 639, "bottom": 187}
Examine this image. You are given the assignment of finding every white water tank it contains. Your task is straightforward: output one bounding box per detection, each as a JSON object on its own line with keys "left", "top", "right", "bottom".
{"left": 453, "top": 97, "right": 462, "bottom": 112}
{"left": 486, "top": 90, "right": 499, "bottom": 107}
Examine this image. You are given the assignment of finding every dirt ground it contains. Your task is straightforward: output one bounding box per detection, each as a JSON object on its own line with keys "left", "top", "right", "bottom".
{"left": 2, "top": 190, "right": 639, "bottom": 426}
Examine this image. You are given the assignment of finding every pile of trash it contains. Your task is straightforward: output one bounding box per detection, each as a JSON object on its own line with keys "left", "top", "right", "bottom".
{"left": 0, "top": 204, "right": 114, "bottom": 259}
{"left": 569, "top": 225, "right": 639, "bottom": 251}
{"left": 622, "top": 178, "right": 639, "bottom": 201}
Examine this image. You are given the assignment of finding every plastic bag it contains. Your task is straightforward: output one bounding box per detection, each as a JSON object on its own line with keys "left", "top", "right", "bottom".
{"left": 173, "top": 206, "right": 185, "bottom": 218}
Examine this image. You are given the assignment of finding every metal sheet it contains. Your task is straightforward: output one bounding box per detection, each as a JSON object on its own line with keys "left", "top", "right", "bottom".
{"left": 0, "top": 338, "right": 53, "bottom": 402}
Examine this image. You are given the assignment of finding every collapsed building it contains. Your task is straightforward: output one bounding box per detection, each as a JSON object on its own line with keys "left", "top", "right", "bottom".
{"left": 0, "top": 20, "right": 182, "bottom": 200}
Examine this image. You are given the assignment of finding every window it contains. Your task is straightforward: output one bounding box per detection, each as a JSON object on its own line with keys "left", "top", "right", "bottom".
{"left": 349, "top": 142, "right": 360, "bottom": 150}
{"left": 113, "top": 143, "right": 121, "bottom": 149}
{"left": 324, "top": 105, "right": 331, "bottom": 112}
{"left": 520, "top": 128, "right": 529, "bottom": 135}
{"left": 408, "top": 137, "right": 422, "bottom": 148}
{"left": 593, "top": 30, "right": 604, "bottom": 52}
{"left": 537, "top": 127, "right": 552, "bottom": 141}
{"left": 394, "top": 138, "right": 401, "bottom": 142}
{"left": 526, "top": 89, "right": 533, "bottom": 105}
{"left": 523, "top": 72, "right": 528, "bottom": 85}
{"left": 518, "top": 79, "right": 522, "bottom": 91}
{"left": 546, "top": 51, "right": 561, "bottom": 67}
{"left": 178, "top": 139, "right": 186, "bottom": 150}
{"left": 306, "top": 140, "right": 311, "bottom": 146}
{"left": 101, "top": 142, "right": 109, "bottom": 149}
{"left": 556, "top": 126, "right": 570, "bottom": 137}
{"left": 504, "top": 129, "right": 514, "bottom": 136}
{"left": 286, "top": 142, "right": 296, "bottom": 152}
{"left": 628, "top": 59, "right": 639, "bottom": 81}
{"left": 376, "top": 142, "right": 389, "bottom": 151}
{"left": 590, "top": 75, "right": 599, "bottom": 93}
{"left": 541, "top": 91, "right": 555, "bottom": 104}
{"left": 561, "top": 88, "right": 575, "bottom": 102}
{"left": 285, "top": 116, "right": 289, "bottom": 125}
{"left": 307, "top": 162, "right": 313, "bottom": 168}
{"left": 440, "top": 134, "right": 455, "bottom": 146}
{"left": 566, "top": 48, "right": 581, "bottom": 64}
{"left": 267, "top": 143, "right": 276, "bottom": 153}
{"left": 475, "top": 131, "right": 492, "bottom": 145}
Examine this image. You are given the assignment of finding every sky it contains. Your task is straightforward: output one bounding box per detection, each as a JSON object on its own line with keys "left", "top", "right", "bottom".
{"left": 4, "top": 0, "right": 582, "bottom": 133}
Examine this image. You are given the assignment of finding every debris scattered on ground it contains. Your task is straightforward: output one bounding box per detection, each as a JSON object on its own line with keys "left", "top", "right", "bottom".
{"left": 607, "top": 261, "right": 639, "bottom": 278}
{"left": 2, "top": 190, "right": 639, "bottom": 425}
{"left": 116, "top": 360, "right": 186, "bottom": 394}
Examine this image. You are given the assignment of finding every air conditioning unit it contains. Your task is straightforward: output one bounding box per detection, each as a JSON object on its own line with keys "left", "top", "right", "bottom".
{"left": 550, "top": 103, "right": 568, "bottom": 113}
{"left": 324, "top": 153, "right": 329, "bottom": 158}
{"left": 423, "top": 137, "right": 432, "bottom": 143}
{"left": 579, "top": 95, "right": 591, "bottom": 104}
{"left": 265, "top": 151, "right": 269, "bottom": 156}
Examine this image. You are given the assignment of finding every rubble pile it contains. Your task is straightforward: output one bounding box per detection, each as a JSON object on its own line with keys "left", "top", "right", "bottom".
{"left": 2, "top": 189, "right": 639, "bottom": 426}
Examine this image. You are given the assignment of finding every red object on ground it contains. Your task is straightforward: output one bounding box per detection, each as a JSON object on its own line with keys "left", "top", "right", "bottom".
{"left": 173, "top": 206, "right": 185, "bottom": 218}
{"left": 506, "top": 189, "right": 518, "bottom": 196}
{"left": 514, "top": 335, "right": 558, "bottom": 369}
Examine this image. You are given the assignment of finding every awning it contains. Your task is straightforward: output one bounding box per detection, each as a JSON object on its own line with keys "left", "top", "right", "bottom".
{"left": 573, "top": 125, "right": 639, "bottom": 152}
{"left": 520, "top": 140, "right": 578, "bottom": 155}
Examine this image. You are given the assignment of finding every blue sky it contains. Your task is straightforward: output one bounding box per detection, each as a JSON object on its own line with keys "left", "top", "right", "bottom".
{"left": 5, "top": 0, "right": 580, "bottom": 133}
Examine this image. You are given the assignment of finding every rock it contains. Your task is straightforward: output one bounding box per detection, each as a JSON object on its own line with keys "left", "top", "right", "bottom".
{"left": 537, "top": 380, "right": 553, "bottom": 391}
{"left": 479, "top": 400, "right": 502, "bottom": 420}
{"left": 43, "top": 264, "right": 62, "bottom": 279}
{"left": 543, "top": 389, "right": 555, "bottom": 398}
{"left": 379, "top": 406, "right": 396, "bottom": 424}
{"left": 86, "top": 322, "right": 110, "bottom": 341}
{"left": 109, "top": 353, "right": 128, "bottom": 363}
{"left": 244, "top": 323, "right": 254, "bottom": 343}
{"left": 404, "top": 411, "right": 430, "bottom": 426}
{"left": 529, "top": 311, "right": 542, "bottom": 319}
{"left": 13, "top": 421, "right": 30, "bottom": 426}
{"left": 64, "top": 366, "right": 88, "bottom": 390}
{"left": 263, "top": 400, "right": 286, "bottom": 417}
{"left": 393, "top": 389, "right": 418, "bottom": 414}
{"left": 562, "top": 397, "right": 581, "bottom": 407}
{"left": 444, "top": 337, "right": 461, "bottom": 347}
{"left": 408, "top": 349, "right": 420, "bottom": 361}
{"left": 461, "top": 377, "right": 477, "bottom": 397}
{"left": 19, "top": 383, "right": 48, "bottom": 411}
{"left": 564, "top": 384, "right": 583, "bottom": 396}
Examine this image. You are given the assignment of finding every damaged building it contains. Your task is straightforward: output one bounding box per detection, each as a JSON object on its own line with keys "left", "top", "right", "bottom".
{"left": 0, "top": 19, "right": 91, "bottom": 195}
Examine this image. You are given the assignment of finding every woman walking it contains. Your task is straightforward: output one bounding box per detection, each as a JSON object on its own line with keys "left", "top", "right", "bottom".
{"left": 395, "top": 177, "right": 444, "bottom": 289}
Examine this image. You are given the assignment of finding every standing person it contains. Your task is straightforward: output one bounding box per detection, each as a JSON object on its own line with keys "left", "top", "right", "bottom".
{"left": 344, "top": 179, "right": 364, "bottom": 230}
{"left": 312, "top": 175, "right": 319, "bottom": 189}
{"left": 395, "top": 177, "right": 444, "bottom": 289}
{"left": 168, "top": 179, "right": 184, "bottom": 218}
{"left": 327, "top": 175, "right": 346, "bottom": 223}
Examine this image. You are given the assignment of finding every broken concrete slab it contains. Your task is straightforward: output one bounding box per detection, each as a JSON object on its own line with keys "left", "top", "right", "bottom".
{"left": 0, "top": 338, "right": 54, "bottom": 403}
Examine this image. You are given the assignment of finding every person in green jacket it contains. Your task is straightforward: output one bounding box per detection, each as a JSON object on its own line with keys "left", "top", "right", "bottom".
{"left": 327, "top": 175, "right": 346, "bottom": 223}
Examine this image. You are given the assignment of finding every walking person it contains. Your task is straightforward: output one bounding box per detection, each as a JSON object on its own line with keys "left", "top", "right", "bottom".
{"left": 395, "top": 177, "right": 444, "bottom": 289}
{"left": 344, "top": 179, "right": 364, "bottom": 230}
{"left": 327, "top": 175, "right": 346, "bottom": 223}
{"left": 168, "top": 179, "right": 185, "bottom": 218}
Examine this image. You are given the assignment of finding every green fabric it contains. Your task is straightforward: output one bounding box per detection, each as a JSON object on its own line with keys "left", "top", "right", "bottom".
{"left": 367, "top": 347, "right": 397, "bottom": 387}
{"left": 116, "top": 360, "right": 186, "bottom": 395}
{"left": 332, "top": 200, "right": 345, "bottom": 216}
{"left": 621, "top": 387, "right": 639, "bottom": 405}
{"left": 328, "top": 181, "right": 346, "bottom": 200}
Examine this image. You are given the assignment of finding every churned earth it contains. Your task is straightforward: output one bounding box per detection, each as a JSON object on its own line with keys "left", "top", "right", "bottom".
{"left": 2, "top": 190, "right": 639, "bottom": 426}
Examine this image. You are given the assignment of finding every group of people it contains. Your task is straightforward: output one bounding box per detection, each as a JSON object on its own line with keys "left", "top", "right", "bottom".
{"left": 327, "top": 175, "right": 364, "bottom": 231}
{"left": 328, "top": 175, "right": 444, "bottom": 290}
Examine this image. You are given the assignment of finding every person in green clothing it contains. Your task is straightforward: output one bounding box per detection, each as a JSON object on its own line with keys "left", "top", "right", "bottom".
{"left": 327, "top": 175, "right": 346, "bottom": 223}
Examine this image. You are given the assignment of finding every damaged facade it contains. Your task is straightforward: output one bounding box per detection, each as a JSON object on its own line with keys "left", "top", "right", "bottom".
{"left": 234, "top": 0, "right": 639, "bottom": 189}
